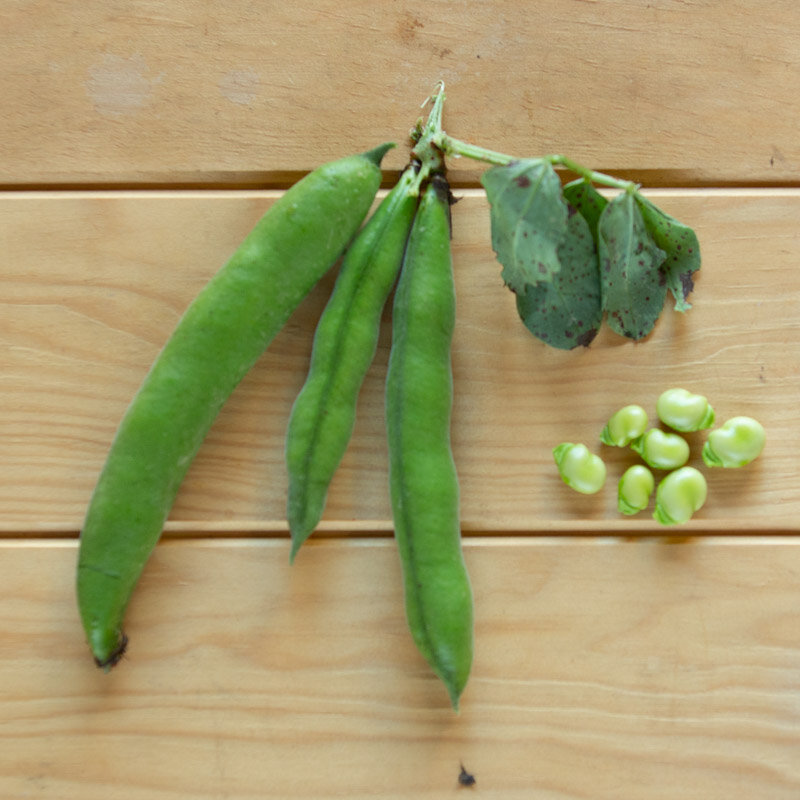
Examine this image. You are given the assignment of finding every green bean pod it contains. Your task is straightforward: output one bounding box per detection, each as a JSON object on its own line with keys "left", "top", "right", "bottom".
{"left": 286, "top": 164, "right": 422, "bottom": 560}
{"left": 385, "top": 175, "right": 473, "bottom": 710}
{"left": 77, "top": 144, "right": 392, "bottom": 669}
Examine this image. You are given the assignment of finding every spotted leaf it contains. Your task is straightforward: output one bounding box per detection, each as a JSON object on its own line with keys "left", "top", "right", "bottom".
{"left": 598, "top": 192, "right": 667, "bottom": 340}
{"left": 481, "top": 159, "right": 568, "bottom": 293}
{"left": 516, "top": 201, "right": 601, "bottom": 350}
{"left": 636, "top": 194, "right": 701, "bottom": 312}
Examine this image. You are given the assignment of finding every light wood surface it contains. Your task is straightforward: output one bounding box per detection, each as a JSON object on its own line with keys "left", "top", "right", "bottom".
{"left": 3, "top": 1, "right": 800, "bottom": 186}
{"left": 1, "top": 538, "right": 799, "bottom": 800}
{"left": 2, "top": 2, "right": 799, "bottom": 798}
{"left": 1, "top": 191, "right": 798, "bottom": 532}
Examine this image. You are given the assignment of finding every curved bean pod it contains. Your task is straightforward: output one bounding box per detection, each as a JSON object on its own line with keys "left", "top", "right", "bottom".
{"left": 286, "top": 164, "right": 422, "bottom": 560}
{"left": 385, "top": 175, "right": 473, "bottom": 710}
{"left": 77, "top": 144, "right": 392, "bottom": 669}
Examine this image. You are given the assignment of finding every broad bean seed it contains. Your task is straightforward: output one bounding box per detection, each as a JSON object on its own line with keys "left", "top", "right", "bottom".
{"left": 703, "top": 416, "right": 765, "bottom": 468}
{"left": 656, "top": 388, "right": 714, "bottom": 432}
{"left": 553, "top": 443, "right": 607, "bottom": 494}
{"left": 631, "top": 428, "right": 690, "bottom": 470}
{"left": 653, "top": 466, "right": 708, "bottom": 525}
{"left": 600, "top": 404, "right": 649, "bottom": 447}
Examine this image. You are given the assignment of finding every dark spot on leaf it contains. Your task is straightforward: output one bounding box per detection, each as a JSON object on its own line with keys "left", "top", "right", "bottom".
{"left": 680, "top": 270, "right": 695, "bottom": 298}
{"left": 576, "top": 327, "right": 598, "bottom": 347}
{"left": 515, "top": 175, "right": 531, "bottom": 188}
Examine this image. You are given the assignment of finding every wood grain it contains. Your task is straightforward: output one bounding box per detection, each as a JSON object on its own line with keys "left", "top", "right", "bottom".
{"left": 1, "top": 538, "right": 798, "bottom": 800}
{"left": 1, "top": 191, "right": 798, "bottom": 533}
{"left": 3, "top": 4, "right": 798, "bottom": 798}
{"left": 3, "top": 1, "right": 800, "bottom": 186}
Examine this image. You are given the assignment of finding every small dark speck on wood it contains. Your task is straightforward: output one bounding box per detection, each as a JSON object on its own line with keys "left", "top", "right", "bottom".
{"left": 458, "top": 763, "right": 476, "bottom": 787}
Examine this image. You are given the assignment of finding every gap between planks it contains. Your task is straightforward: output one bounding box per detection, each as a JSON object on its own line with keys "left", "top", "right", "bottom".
{"left": 1, "top": 522, "right": 799, "bottom": 540}
{"left": 4, "top": 186, "right": 800, "bottom": 200}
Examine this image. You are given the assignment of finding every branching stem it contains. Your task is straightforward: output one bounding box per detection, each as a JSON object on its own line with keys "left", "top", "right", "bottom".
{"left": 413, "top": 82, "right": 638, "bottom": 193}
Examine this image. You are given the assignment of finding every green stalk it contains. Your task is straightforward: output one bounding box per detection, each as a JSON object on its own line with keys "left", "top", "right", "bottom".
{"left": 438, "top": 134, "right": 515, "bottom": 167}
{"left": 547, "top": 155, "right": 638, "bottom": 192}
{"left": 411, "top": 82, "right": 447, "bottom": 180}
{"left": 413, "top": 81, "right": 638, "bottom": 194}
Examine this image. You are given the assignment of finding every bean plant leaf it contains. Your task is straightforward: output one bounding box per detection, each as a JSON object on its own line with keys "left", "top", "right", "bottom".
{"left": 635, "top": 194, "right": 701, "bottom": 312}
{"left": 481, "top": 159, "right": 568, "bottom": 293}
{"left": 562, "top": 179, "right": 608, "bottom": 243}
{"left": 516, "top": 202, "right": 602, "bottom": 350}
{"left": 598, "top": 192, "right": 668, "bottom": 340}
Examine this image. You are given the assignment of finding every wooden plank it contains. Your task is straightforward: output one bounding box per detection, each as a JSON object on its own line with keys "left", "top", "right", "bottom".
{"left": 1, "top": 190, "right": 798, "bottom": 533}
{"left": 3, "top": 1, "right": 800, "bottom": 186}
{"left": 0, "top": 537, "right": 798, "bottom": 799}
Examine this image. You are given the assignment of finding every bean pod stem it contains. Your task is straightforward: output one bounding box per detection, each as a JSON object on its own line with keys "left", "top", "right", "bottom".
{"left": 385, "top": 174, "right": 473, "bottom": 710}
{"left": 77, "top": 145, "right": 391, "bottom": 668}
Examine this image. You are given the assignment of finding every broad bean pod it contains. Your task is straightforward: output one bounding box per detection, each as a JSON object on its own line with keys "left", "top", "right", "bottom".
{"left": 77, "top": 144, "right": 391, "bottom": 668}
{"left": 385, "top": 175, "right": 473, "bottom": 710}
{"left": 286, "top": 164, "right": 422, "bottom": 560}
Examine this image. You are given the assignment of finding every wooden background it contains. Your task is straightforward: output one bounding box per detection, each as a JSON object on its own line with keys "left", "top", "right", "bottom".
{"left": 1, "top": 2, "right": 799, "bottom": 798}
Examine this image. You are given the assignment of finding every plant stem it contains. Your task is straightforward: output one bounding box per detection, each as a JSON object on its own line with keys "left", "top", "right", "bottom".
{"left": 438, "top": 134, "right": 516, "bottom": 167}
{"left": 410, "top": 82, "right": 447, "bottom": 181}
{"left": 547, "top": 155, "right": 638, "bottom": 192}
{"left": 413, "top": 83, "right": 638, "bottom": 193}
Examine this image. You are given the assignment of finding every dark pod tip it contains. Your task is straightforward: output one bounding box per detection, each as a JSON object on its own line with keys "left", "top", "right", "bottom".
{"left": 93, "top": 632, "right": 129, "bottom": 671}
{"left": 362, "top": 142, "right": 396, "bottom": 167}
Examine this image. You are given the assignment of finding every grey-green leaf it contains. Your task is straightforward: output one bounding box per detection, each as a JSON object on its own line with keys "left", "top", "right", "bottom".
{"left": 481, "top": 159, "right": 569, "bottom": 293}
{"left": 563, "top": 179, "right": 608, "bottom": 243}
{"left": 598, "top": 192, "right": 667, "bottom": 340}
{"left": 635, "top": 194, "right": 701, "bottom": 312}
{"left": 516, "top": 203, "right": 601, "bottom": 350}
